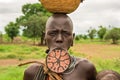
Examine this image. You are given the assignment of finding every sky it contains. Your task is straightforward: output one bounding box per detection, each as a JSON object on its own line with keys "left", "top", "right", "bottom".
{"left": 0, "top": 0, "right": 120, "bottom": 34}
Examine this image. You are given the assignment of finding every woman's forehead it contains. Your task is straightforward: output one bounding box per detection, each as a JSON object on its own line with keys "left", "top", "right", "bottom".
{"left": 46, "top": 22, "right": 73, "bottom": 32}
{"left": 46, "top": 14, "right": 73, "bottom": 25}
{"left": 46, "top": 18, "right": 73, "bottom": 29}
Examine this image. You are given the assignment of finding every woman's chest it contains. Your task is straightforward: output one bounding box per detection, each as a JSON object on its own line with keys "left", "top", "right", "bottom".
{"left": 62, "top": 68, "right": 87, "bottom": 80}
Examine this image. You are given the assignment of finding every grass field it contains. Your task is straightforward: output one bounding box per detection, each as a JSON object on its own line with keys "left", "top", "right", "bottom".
{"left": 0, "top": 44, "right": 47, "bottom": 59}
{"left": 0, "top": 41, "right": 120, "bottom": 80}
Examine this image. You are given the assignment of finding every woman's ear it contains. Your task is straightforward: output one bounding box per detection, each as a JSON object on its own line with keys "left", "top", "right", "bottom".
{"left": 43, "top": 32, "right": 47, "bottom": 45}
{"left": 73, "top": 33, "right": 75, "bottom": 39}
{"left": 71, "top": 33, "right": 75, "bottom": 46}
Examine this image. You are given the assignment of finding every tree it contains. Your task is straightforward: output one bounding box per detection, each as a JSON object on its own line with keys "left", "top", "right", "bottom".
{"left": 75, "top": 35, "right": 80, "bottom": 41}
{"left": 5, "top": 22, "right": 19, "bottom": 42}
{"left": 22, "top": 14, "right": 48, "bottom": 45}
{"left": 75, "top": 34, "right": 88, "bottom": 40}
{"left": 97, "top": 26, "right": 107, "bottom": 40}
{"left": 0, "top": 31, "right": 3, "bottom": 43}
{"left": 104, "top": 27, "right": 120, "bottom": 44}
{"left": 16, "top": 3, "right": 52, "bottom": 45}
{"left": 83, "top": 35, "right": 88, "bottom": 40}
{"left": 22, "top": 3, "right": 51, "bottom": 17}
{"left": 17, "top": 3, "right": 51, "bottom": 25}
{"left": 88, "top": 27, "right": 96, "bottom": 40}
{"left": 79, "top": 34, "right": 83, "bottom": 39}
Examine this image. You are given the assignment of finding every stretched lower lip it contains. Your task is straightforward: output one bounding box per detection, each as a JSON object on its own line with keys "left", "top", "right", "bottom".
{"left": 51, "top": 46, "right": 65, "bottom": 50}
{"left": 50, "top": 44, "right": 67, "bottom": 50}
{"left": 54, "top": 47, "right": 63, "bottom": 49}
{"left": 55, "top": 44, "right": 63, "bottom": 47}
{"left": 57, "top": 45, "right": 64, "bottom": 48}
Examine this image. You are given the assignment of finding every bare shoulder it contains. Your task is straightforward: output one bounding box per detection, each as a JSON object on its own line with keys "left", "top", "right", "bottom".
{"left": 23, "top": 63, "right": 42, "bottom": 80}
{"left": 76, "top": 57, "right": 97, "bottom": 80}
{"left": 76, "top": 58, "right": 95, "bottom": 70}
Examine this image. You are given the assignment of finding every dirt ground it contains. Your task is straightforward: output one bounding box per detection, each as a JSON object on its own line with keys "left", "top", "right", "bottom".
{"left": 72, "top": 44, "right": 120, "bottom": 59}
{"left": 0, "top": 59, "right": 44, "bottom": 66}
{"left": 0, "top": 44, "right": 120, "bottom": 66}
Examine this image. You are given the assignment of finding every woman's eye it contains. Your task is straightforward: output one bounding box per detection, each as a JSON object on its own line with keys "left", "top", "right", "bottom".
{"left": 63, "top": 32, "right": 71, "bottom": 36}
{"left": 49, "top": 32, "right": 56, "bottom": 36}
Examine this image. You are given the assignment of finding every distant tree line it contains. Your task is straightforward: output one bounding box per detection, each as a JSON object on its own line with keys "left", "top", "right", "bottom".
{"left": 4, "top": 3, "right": 52, "bottom": 45}
{"left": 1, "top": 3, "right": 120, "bottom": 45}
{"left": 0, "top": 31, "right": 3, "bottom": 43}
{"left": 75, "top": 26, "right": 120, "bottom": 44}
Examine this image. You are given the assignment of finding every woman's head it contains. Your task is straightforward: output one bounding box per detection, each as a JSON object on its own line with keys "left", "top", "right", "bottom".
{"left": 96, "top": 70, "right": 120, "bottom": 80}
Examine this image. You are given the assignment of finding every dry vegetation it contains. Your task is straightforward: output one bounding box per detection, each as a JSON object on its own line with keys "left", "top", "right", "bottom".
{"left": 0, "top": 42, "right": 120, "bottom": 80}
{"left": 71, "top": 43, "right": 120, "bottom": 59}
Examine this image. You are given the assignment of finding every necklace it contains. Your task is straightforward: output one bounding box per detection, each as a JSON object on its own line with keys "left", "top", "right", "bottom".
{"left": 63, "top": 56, "right": 76, "bottom": 74}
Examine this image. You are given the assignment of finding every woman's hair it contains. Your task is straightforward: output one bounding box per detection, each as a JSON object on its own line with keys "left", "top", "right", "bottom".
{"left": 96, "top": 70, "right": 120, "bottom": 80}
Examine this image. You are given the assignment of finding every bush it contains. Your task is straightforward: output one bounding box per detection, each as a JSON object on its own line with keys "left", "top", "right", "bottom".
{"left": 7, "top": 54, "right": 16, "bottom": 59}
{"left": 75, "top": 36, "right": 80, "bottom": 41}
{"left": 104, "top": 27, "right": 120, "bottom": 44}
{"left": 114, "top": 58, "right": 120, "bottom": 67}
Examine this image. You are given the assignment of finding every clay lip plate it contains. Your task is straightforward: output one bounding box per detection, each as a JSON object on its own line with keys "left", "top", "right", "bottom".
{"left": 46, "top": 48, "right": 71, "bottom": 73}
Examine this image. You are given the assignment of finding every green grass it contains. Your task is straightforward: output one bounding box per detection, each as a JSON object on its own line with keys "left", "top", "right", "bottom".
{"left": 0, "top": 44, "right": 47, "bottom": 59}
{"left": 0, "top": 58, "right": 120, "bottom": 80}
{"left": 0, "top": 66, "right": 26, "bottom": 80}
{"left": 92, "top": 58, "right": 120, "bottom": 72}
{"left": 69, "top": 48, "right": 120, "bottom": 73}
{"left": 0, "top": 42, "right": 120, "bottom": 79}
{"left": 69, "top": 49, "right": 86, "bottom": 57}
{"left": 75, "top": 39, "right": 120, "bottom": 45}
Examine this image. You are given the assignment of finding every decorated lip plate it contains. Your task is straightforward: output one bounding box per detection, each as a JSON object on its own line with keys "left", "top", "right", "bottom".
{"left": 39, "top": 0, "right": 84, "bottom": 14}
{"left": 46, "top": 48, "right": 71, "bottom": 73}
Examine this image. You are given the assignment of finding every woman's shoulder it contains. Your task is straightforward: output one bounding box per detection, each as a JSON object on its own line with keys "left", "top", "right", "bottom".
{"left": 75, "top": 57, "right": 96, "bottom": 71}
{"left": 23, "top": 63, "right": 42, "bottom": 80}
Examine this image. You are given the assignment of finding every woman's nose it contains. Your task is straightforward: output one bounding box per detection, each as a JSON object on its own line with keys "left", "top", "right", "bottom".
{"left": 56, "top": 34, "right": 63, "bottom": 43}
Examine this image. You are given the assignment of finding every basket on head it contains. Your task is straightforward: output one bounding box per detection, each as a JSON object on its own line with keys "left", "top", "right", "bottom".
{"left": 39, "top": 0, "right": 83, "bottom": 14}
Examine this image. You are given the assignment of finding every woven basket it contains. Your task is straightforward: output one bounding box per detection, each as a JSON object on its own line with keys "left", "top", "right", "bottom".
{"left": 40, "top": 0, "right": 82, "bottom": 14}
